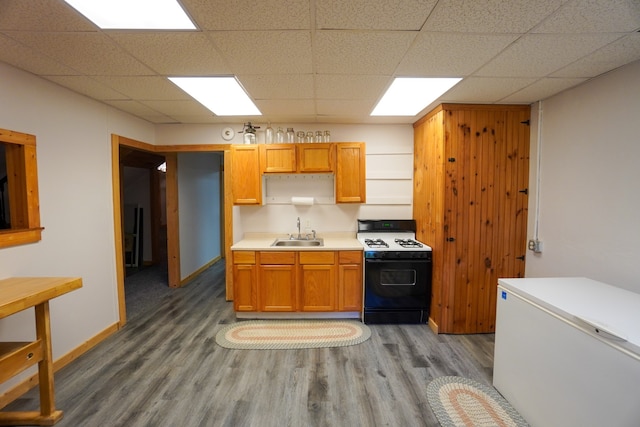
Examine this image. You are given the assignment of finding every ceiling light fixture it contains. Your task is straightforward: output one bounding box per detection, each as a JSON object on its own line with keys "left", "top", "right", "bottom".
{"left": 64, "top": 0, "right": 196, "bottom": 30}
{"left": 169, "top": 77, "right": 262, "bottom": 116}
{"left": 371, "top": 77, "right": 462, "bottom": 116}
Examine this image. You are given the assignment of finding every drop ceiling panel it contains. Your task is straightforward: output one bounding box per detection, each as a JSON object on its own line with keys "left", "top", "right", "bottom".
{"left": 0, "top": 34, "right": 78, "bottom": 75}
{"left": 315, "top": 75, "right": 390, "bottom": 100}
{"left": 0, "top": 0, "right": 96, "bottom": 31}
{"left": 396, "top": 33, "right": 520, "bottom": 76}
{"left": 255, "top": 99, "right": 316, "bottom": 116}
{"left": 93, "top": 76, "right": 191, "bottom": 100}
{"left": 424, "top": 0, "right": 567, "bottom": 33}
{"left": 316, "top": 99, "right": 376, "bottom": 116}
{"left": 500, "top": 77, "right": 588, "bottom": 103}
{"left": 210, "top": 31, "right": 313, "bottom": 74}
{"left": 552, "top": 33, "right": 640, "bottom": 77}
{"left": 104, "top": 100, "right": 174, "bottom": 120}
{"left": 44, "top": 76, "right": 127, "bottom": 100}
{"left": 532, "top": 0, "right": 640, "bottom": 33}
{"left": 315, "top": 0, "right": 438, "bottom": 30}
{"left": 442, "top": 77, "right": 538, "bottom": 103}
{"left": 475, "top": 33, "right": 624, "bottom": 77}
{"left": 5, "top": 31, "right": 154, "bottom": 76}
{"left": 314, "top": 31, "right": 417, "bottom": 75}
{"left": 139, "top": 100, "right": 214, "bottom": 117}
{"left": 108, "top": 32, "right": 232, "bottom": 75}
{"left": 183, "top": 0, "right": 310, "bottom": 30}
{"left": 238, "top": 74, "right": 315, "bottom": 99}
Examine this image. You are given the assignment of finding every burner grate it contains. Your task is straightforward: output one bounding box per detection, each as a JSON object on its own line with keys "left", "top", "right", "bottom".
{"left": 364, "top": 238, "right": 388, "bottom": 248}
{"left": 394, "top": 238, "right": 423, "bottom": 248}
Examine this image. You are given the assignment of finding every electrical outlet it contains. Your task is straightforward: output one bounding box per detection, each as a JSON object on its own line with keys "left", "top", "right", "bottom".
{"left": 305, "top": 219, "right": 311, "bottom": 228}
{"left": 528, "top": 239, "right": 543, "bottom": 253}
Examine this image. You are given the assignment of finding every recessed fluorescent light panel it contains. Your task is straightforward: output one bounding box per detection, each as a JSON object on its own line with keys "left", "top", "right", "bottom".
{"left": 64, "top": 0, "right": 196, "bottom": 30}
{"left": 371, "top": 77, "right": 462, "bottom": 116}
{"left": 169, "top": 77, "right": 262, "bottom": 116}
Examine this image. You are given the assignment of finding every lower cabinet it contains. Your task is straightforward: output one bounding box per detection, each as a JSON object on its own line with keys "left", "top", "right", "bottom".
{"left": 258, "top": 252, "right": 297, "bottom": 311}
{"left": 299, "top": 252, "right": 336, "bottom": 311}
{"left": 232, "top": 250, "right": 362, "bottom": 313}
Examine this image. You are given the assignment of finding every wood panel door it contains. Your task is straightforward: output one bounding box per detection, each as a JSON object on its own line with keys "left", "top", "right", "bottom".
{"left": 414, "top": 104, "right": 530, "bottom": 334}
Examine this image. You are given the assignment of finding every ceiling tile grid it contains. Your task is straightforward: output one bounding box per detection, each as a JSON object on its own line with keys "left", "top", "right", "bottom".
{"left": 0, "top": 0, "right": 638, "bottom": 124}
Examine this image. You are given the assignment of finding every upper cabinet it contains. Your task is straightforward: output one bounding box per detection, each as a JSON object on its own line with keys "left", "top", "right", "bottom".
{"left": 260, "top": 143, "right": 334, "bottom": 173}
{"left": 336, "top": 143, "right": 366, "bottom": 203}
{"left": 232, "top": 142, "right": 366, "bottom": 205}
{"left": 230, "top": 145, "right": 262, "bottom": 205}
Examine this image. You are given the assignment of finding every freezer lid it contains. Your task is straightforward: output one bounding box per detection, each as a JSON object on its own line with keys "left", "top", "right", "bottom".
{"left": 498, "top": 277, "right": 640, "bottom": 356}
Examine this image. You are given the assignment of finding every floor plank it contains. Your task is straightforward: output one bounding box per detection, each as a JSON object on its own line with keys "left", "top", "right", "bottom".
{"left": 3, "top": 260, "right": 495, "bottom": 426}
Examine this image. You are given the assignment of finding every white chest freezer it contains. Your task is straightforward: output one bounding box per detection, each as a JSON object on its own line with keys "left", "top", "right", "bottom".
{"left": 494, "top": 277, "right": 640, "bottom": 427}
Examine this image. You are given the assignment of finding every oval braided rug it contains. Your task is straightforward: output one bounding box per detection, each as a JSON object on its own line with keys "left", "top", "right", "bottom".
{"left": 215, "top": 320, "right": 371, "bottom": 350}
{"left": 427, "top": 376, "right": 529, "bottom": 427}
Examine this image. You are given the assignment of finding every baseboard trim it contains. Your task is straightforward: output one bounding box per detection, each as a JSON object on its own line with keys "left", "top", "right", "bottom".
{"left": 179, "top": 256, "right": 221, "bottom": 287}
{"left": 0, "top": 322, "right": 120, "bottom": 410}
{"left": 428, "top": 317, "right": 439, "bottom": 334}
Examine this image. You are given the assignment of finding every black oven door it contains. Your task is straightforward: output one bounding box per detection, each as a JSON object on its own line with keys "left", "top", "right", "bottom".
{"left": 364, "top": 259, "right": 431, "bottom": 309}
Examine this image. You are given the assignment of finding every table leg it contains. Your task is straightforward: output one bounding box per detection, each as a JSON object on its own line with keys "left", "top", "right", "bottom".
{"left": 34, "top": 302, "right": 63, "bottom": 423}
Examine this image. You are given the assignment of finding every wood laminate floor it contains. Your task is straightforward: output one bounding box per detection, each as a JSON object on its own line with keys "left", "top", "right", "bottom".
{"left": 4, "top": 261, "right": 495, "bottom": 427}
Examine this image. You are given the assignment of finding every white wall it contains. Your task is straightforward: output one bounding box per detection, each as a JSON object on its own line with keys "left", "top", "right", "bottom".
{"left": 525, "top": 60, "right": 640, "bottom": 293}
{"left": 177, "top": 152, "right": 222, "bottom": 278}
{"left": 0, "top": 62, "right": 155, "bottom": 391}
{"left": 156, "top": 123, "right": 415, "bottom": 241}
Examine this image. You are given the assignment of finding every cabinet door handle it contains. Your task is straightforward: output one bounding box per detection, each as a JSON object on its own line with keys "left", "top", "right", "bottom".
{"left": 446, "top": 237, "right": 455, "bottom": 242}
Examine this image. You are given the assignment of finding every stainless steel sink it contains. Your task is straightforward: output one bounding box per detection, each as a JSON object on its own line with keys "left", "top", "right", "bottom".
{"left": 271, "top": 238, "right": 324, "bottom": 247}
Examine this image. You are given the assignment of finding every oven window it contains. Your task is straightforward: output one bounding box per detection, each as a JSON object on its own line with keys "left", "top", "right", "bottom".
{"left": 380, "top": 269, "right": 416, "bottom": 286}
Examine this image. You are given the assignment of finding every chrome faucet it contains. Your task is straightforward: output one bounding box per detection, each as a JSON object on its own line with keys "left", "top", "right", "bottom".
{"left": 296, "top": 217, "right": 302, "bottom": 239}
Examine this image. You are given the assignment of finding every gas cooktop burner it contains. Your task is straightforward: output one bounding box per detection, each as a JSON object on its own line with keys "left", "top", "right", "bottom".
{"left": 394, "top": 238, "right": 423, "bottom": 248}
{"left": 364, "top": 238, "right": 389, "bottom": 248}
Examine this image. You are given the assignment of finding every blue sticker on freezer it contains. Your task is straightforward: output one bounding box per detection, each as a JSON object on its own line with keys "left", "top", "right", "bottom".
{"left": 501, "top": 291, "right": 507, "bottom": 300}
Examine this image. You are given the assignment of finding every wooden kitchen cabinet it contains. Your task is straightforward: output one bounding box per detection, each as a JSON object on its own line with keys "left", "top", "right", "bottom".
{"left": 338, "top": 251, "right": 363, "bottom": 311}
{"left": 413, "top": 104, "right": 530, "bottom": 334}
{"left": 260, "top": 144, "right": 296, "bottom": 173}
{"left": 297, "top": 144, "right": 334, "bottom": 172}
{"left": 258, "top": 251, "right": 297, "bottom": 311}
{"left": 233, "top": 251, "right": 257, "bottom": 311}
{"left": 260, "top": 143, "right": 334, "bottom": 174}
{"left": 299, "top": 251, "right": 336, "bottom": 311}
{"left": 232, "top": 250, "right": 362, "bottom": 313}
{"left": 335, "top": 142, "right": 366, "bottom": 203}
{"left": 231, "top": 145, "right": 262, "bottom": 205}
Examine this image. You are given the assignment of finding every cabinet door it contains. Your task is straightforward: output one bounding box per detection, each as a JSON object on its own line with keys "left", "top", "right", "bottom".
{"left": 336, "top": 142, "right": 366, "bottom": 203}
{"left": 233, "top": 264, "right": 257, "bottom": 311}
{"left": 338, "top": 251, "right": 363, "bottom": 311}
{"left": 299, "top": 264, "right": 336, "bottom": 311}
{"left": 231, "top": 145, "right": 262, "bottom": 205}
{"left": 299, "top": 252, "right": 336, "bottom": 311}
{"left": 260, "top": 144, "right": 296, "bottom": 173}
{"left": 297, "top": 143, "right": 334, "bottom": 172}
{"left": 258, "top": 252, "right": 297, "bottom": 311}
{"left": 233, "top": 251, "right": 257, "bottom": 311}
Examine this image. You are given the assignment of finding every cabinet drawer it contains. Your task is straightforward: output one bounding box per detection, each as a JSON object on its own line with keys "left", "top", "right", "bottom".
{"left": 299, "top": 251, "right": 335, "bottom": 265}
{"left": 338, "top": 251, "right": 362, "bottom": 264}
{"left": 259, "top": 251, "right": 296, "bottom": 265}
{"left": 233, "top": 251, "right": 256, "bottom": 264}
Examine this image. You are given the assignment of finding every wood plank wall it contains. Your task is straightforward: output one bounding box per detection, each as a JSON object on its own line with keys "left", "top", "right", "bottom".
{"left": 414, "top": 104, "right": 530, "bottom": 334}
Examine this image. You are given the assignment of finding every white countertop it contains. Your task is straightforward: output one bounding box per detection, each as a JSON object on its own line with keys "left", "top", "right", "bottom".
{"left": 231, "top": 232, "right": 363, "bottom": 251}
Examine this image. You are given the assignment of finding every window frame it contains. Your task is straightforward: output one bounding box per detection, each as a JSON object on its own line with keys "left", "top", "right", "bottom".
{"left": 0, "top": 127, "right": 42, "bottom": 249}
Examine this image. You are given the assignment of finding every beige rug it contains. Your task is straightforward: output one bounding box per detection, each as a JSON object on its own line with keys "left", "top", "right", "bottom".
{"left": 215, "top": 320, "right": 371, "bottom": 349}
{"left": 427, "top": 376, "right": 529, "bottom": 427}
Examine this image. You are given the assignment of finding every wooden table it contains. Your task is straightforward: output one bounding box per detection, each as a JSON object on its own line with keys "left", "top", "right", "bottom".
{"left": 0, "top": 277, "right": 82, "bottom": 426}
